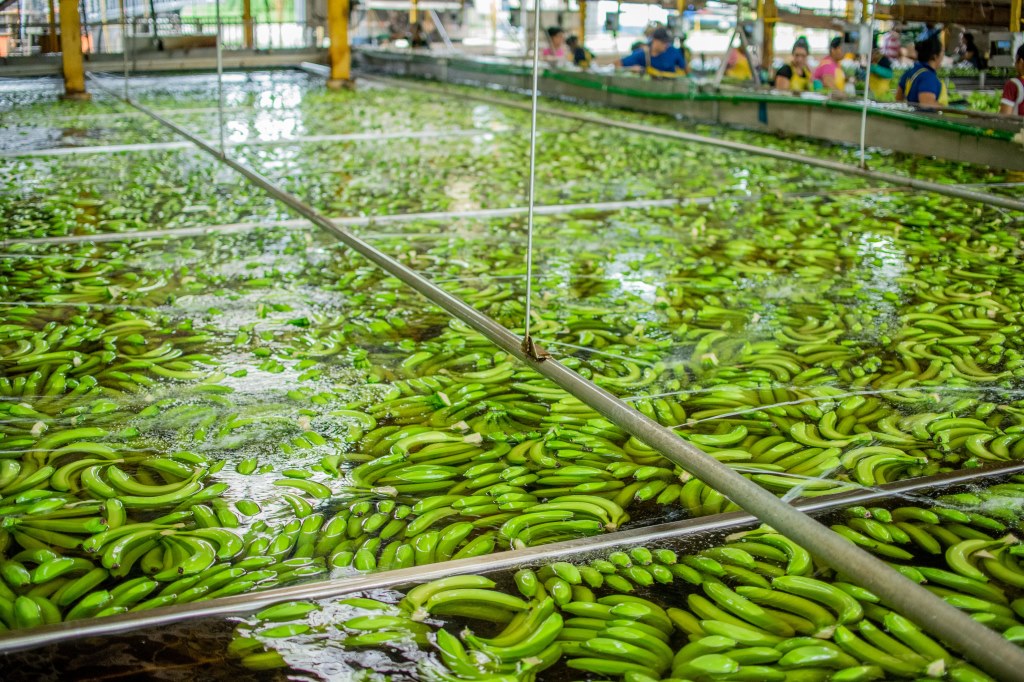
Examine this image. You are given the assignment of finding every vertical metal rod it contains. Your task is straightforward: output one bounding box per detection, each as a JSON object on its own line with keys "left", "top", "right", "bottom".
{"left": 215, "top": 0, "right": 225, "bottom": 156}
{"left": 521, "top": 0, "right": 543, "bottom": 346}
{"left": 858, "top": 3, "right": 874, "bottom": 168}
{"left": 118, "top": 0, "right": 127, "bottom": 100}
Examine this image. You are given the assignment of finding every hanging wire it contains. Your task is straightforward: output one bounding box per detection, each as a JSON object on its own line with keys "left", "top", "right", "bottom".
{"left": 520, "top": 0, "right": 543, "bottom": 356}
{"left": 858, "top": 2, "right": 875, "bottom": 168}
{"left": 215, "top": 0, "right": 226, "bottom": 156}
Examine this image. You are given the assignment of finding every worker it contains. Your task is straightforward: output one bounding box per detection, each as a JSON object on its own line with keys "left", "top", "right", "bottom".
{"left": 680, "top": 33, "right": 693, "bottom": 73}
{"left": 566, "top": 34, "right": 594, "bottom": 69}
{"left": 955, "top": 31, "right": 984, "bottom": 70}
{"left": 408, "top": 23, "right": 430, "bottom": 49}
{"left": 998, "top": 45, "right": 1024, "bottom": 116}
{"left": 543, "top": 27, "right": 568, "bottom": 64}
{"left": 773, "top": 37, "right": 813, "bottom": 92}
{"left": 616, "top": 28, "right": 686, "bottom": 78}
{"left": 867, "top": 47, "right": 895, "bottom": 100}
{"left": 896, "top": 36, "right": 948, "bottom": 109}
{"left": 919, "top": 22, "right": 942, "bottom": 43}
{"left": 725, "top": 47, "right": 752, "bottom": 80}
{"left": 812, "top": 37, "right": 846, "bottom": 93}
{"left": 881, "top": 24, "right": 902, "bottom": 63}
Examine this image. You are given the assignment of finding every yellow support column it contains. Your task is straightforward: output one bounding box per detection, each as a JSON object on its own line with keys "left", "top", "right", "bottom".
{"left": 763, "top": 0, "right": 775, "bottom": 69}
{"left": 1012, "top": 0, "right": 1021, "bottom": 32}
{"left": 756, "top": 0, "right": 765, "bottom": 67}
{"left": 411, "top": 0, "right": 418, "bottom": 24}
{"left": 48, "top": 0, "right": 57, "bottom": 39}
{"left": 579, "top": 0, "right": 586, "bottom": 46}
{"left": 243, "top": 0, "right": 254, "bottom": 48}
{"left": 327, "top": 0, "right": 353, "bottom": 89}
{"left": 491, "top": 0, "right": 497, "bottom": 49}
{"left": 59, "top": 0, "right": 89, "bottom": 100}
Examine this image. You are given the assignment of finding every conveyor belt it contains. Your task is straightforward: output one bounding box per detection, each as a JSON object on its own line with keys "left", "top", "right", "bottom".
{"left": 360, "top": 73, "right": 1024, "bottom": 214}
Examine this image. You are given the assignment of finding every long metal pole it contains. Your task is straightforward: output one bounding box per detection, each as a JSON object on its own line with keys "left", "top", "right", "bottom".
{"left": 368, "top": 76, "right": 1024, "bottom": 213}
{"left": 214, "top": 0, "right": 225, "bottom": 156}
{"left": 85, "top": 73, "right": 1024, "bottom": 681}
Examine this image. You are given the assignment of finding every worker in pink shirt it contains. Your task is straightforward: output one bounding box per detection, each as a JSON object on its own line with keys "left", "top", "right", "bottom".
{"left": 813, "top": 37, "right": 846, "bottom": 92}
{"left": 542, "top": 27, "right": 568, "bottom": 64}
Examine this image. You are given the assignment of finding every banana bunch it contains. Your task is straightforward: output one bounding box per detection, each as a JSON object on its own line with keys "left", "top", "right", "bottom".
{"left": 0, "top": 515, "right": 320, "bottom": 631}
{"left": 12, "top": 117, "right": 1024, "bottom": 657}
{"left": 231, "top": 477, "right": 1024, "bottom": 679}
{"left": 0, "top": 310, "right": 218, "bottom": 400}
{"left": 0, "top": 252, "right": 173, "bottom": 306}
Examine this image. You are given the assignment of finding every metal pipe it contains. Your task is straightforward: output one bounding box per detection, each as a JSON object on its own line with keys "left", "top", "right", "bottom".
{"left": 1, "top": 457, "right": 1021, "bottom": 655}
{"left": 1, "top": 127, "right": 519, "bottom": 158}
{"left": 3, "top": 186, "right": 902, "bottom": 248}
{"left": 429, "top": 9, "right": 453, "bottom": 51}
{"left": 85, "top": 73, "right": 1024, "bottom": 681}
{"left": 365, "top": 75, "right": 1024, "bottom": 213}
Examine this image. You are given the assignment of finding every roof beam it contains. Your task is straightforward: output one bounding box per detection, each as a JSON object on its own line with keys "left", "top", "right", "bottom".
{"left": 880, "top": 2, "right": 1017, "bottom": 28}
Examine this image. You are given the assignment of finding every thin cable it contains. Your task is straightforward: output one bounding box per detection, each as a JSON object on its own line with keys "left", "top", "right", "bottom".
{"left": 521, "top": 0, "right": 543, "bottom": 349}
{"left": 858, "top": 4, "right": 875, "bottom": 169}
{"left": 214, "top": 0, "right": 225, "bottom": 156}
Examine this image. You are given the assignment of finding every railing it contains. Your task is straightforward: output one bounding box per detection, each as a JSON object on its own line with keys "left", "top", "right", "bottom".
{"left": 0, "top": 18, "right": 318, "bottom": 58}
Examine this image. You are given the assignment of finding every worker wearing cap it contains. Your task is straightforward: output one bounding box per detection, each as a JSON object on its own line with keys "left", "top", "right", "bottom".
{"left": 616, "top": 28, "right": 687, "bottom": 78}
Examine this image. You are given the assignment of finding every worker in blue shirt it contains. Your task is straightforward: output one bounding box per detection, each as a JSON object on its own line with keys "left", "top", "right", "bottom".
{"left": 616, "top": 28, "right": 687, "bottom": 78}
{"left": 896, "top": 35, "right": 948, "bottom": 108}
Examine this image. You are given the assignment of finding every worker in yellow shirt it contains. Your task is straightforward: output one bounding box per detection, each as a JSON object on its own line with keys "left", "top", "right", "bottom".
{"left": 773, "top": 37, "right": 814, "bottom": 91}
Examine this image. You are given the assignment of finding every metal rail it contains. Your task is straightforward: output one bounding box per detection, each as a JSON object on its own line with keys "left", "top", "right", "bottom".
{"left": 0, "top": 128, "right": 521, "bottom": 159}
{"left": 2, "top": 460, "right": 1022, "bottom": 655}
{"left": 0, "top": 197, "right": 704, "bottom": 248}
{"left": 80, "top": 72, "right": 1024, "bottom": 680}
{"left": 0, "top": 187, "right": 900, "bottom": 247}
{"left": 362, "top": 74, "right": 1024, "bottom": 214}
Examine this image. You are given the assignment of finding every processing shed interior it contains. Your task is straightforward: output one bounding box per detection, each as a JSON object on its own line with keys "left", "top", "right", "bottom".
{"left": 3, "top": 0, "right": 1024, "bottom": 677}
